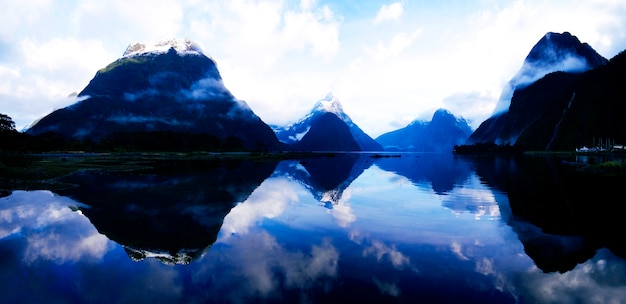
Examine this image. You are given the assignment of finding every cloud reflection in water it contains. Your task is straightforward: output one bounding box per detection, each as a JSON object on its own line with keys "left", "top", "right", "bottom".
{"left": 0, "top": 191, "right": 111, "bottom": 264}
{"left": 2, "top": 154, "right": 626, "bottom": 303}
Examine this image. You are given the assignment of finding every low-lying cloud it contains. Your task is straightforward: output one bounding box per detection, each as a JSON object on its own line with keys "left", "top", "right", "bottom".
{"left": 492, "top": 52, "right": 597, "bottom": 115}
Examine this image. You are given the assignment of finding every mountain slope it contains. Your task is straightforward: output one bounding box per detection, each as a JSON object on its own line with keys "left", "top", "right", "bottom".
{"left": 515, "top": 50, "right": 626, "bottom": 150}
{"left": 467, "top": 32, "right": 608, "bottom": 145}
{"left": 274, "top": 94, "right": 383, "bottom": 151}
{"left": 376, "top": 109, "right": 472, "bottom": 152}
{"left": 292, "top": 112, "right": 361, "bottom": 151}
{"left": 25, "top": 38, "right": 282, "bottom": 151}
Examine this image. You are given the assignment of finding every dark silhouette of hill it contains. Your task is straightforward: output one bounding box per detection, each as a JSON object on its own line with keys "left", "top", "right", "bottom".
{"left": 25, "top": 39, "right": 282, "bottom": 152}
{"left": 376, "top": 109, "right": 472, "bottom": 152}
{"left": 274, "top": 94, "right": 382, "bottom": 151}
{"left": 292, "top": 112, "right": 361, "bottom": 151}
{"left": 467, "top": 32, "right": 609, "bottom": 149}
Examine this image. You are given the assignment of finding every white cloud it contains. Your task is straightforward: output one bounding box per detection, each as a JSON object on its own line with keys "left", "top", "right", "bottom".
{"left": 442, "top": 91, "right": 499, "bottom": 130}
{"left": 0, "top": 37, "right": 115, "bottom": 129}
{"left": 69, "top": 0, "right": 184, "bottom": 45}
{"left": 0, "top": 0, "right": 53, "bottom": 41}
{"left": 1, "top": 0, "right": 626, "bottom": 137}
{"left": 365, "top": 28, "right": 423, "bottom": 61}
{"left": 20, "top": 37, "right": 111, "bottom": 75}
{"left": 192, "top": 0, "right": 340, "bottom": 68}
{"left": 281, "top": 5, "right": 340, "bottom": 59}
{"left": 373, "top": 2, "right": 404, "bottom": 25}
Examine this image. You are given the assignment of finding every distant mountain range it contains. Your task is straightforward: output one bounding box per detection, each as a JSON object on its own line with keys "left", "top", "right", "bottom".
{"left": 18, "top": 32, "right": 626, "bottom": 153}
{"left": 375, "top": 109, "right": 472, "bottom": 152}
{"left": 25, "top": 39, "right": 283, "bottom": 152}
{"left": 465, "top": 32, "right": 622, "bottom": 150}
{"left": 272, "top": 93, "right": 383, "bottom": 151}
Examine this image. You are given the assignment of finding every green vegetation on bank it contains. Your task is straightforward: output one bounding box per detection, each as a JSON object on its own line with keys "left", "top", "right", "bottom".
{"left": 561, "top": 159, "right": 626, "bottom": 177}
{"left": 0, "top": 153, "right": 151, "bottom": 190}
{"left": 0, "top": 150, "right": 351, "bottom": 191}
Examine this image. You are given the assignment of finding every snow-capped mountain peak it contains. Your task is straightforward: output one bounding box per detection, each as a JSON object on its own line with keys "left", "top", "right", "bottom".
{"left": 273, "top": 93, "right": 383, "bottom": 151}
{"left": 123, "top": 38, "right": 207, "bottom": 57}
{"left": 313, "top": 93, "right": 344, "bottom": 116}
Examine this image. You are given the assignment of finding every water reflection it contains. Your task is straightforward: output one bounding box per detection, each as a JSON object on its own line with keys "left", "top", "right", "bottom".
{"left": 55, "top": 158, "right": 277, "bottom": 264}
{"left": 275, "top": 153, "right": 373, "bottom": 207}
{"left": 465, "top": 155, "right": 626, "bottom": 272}
{"left": 374, "top": 153, "right": 472, "bottom": 194}
{"left": 0, "top": 191, "right": 110, "bottom": 263}
{"left": 516, "top": 248, "right": 626, "bottom": 303}
{"left": 1, "top": 153, "right": 625, "bottom": 303}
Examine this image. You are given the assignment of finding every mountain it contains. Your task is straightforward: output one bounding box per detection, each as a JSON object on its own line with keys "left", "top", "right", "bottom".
{"left": 273, "top": 94, "right": 383, "bottom": 151}
{"left": 25, "top": 38, "right": 283, "bottom": 152}
{"left": 514, "top": 49, "right": 626, "bottom": 150}
{"left": 292, "top": 112, "right": 361, "bottom": 151}
{"left": 467, "top": 32, "right": 608, "bottom": 146}
{"left": 375, "top": 108, "right": 473, "bottom": 152}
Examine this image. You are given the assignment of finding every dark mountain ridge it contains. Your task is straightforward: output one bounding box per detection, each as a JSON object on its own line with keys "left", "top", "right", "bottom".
{"left": 516, "top": 49, "right": 626, "bottom": 150}
{"left": 274, "top": 94, "right": 383, "bottom": 151}
{"left": 25, "top": 39, "right": 283, "bottom": 152}
{"left": 292, "top": 112, "right": 361, "bottom": 151}
{"left": 376, "top": 108, "right": 472, "bottom": 152}
{"left": 467, "top": 32, "right": 610, "bottom": 147}
{"left": 462, "top": 48, "right": 626, "bottom": 152}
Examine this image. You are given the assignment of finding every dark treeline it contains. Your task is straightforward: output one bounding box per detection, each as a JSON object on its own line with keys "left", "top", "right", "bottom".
{"left": 0, "top": 114, "right": 248, "bottom": 153}
{"left": 453, "top": 142, "right": 527, "bottom": 155}
{"left": 1, "top": 131, "right": 248, "bottom": 153}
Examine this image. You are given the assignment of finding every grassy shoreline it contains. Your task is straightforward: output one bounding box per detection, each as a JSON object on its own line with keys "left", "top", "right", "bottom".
{"left": 0, "top": 151, "right": 382, "bottom": 191}
{"left": 3, "top": 150, "right": 623, "bottom": 192}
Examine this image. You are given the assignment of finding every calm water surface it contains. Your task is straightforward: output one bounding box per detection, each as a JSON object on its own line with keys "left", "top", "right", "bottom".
{"left": 1, "top": 153, "right": 625, "bottom": 303}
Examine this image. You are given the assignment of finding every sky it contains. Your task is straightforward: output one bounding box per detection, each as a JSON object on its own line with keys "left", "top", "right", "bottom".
{"left": 1, "top": 0, "right": 626, "bottom": 137}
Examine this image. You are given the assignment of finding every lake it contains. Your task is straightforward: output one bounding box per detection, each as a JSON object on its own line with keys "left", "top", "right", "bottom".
{"left": 1, "top": 153, "right": 625, "bottom": 303}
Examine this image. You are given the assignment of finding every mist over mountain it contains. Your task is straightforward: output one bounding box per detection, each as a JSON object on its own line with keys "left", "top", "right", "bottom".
{"left": 25, "top": 39, "right": 283, "bottom": 151}
{"left": 376, "top": 109, "right": 472, "bottom": 152}
{"left": 491, "top": 32, "right": 608, "bottom": 116}
{"left": 16, "top": 33, "right": 622, "bottom": 154}
{"left": 461, "top": 31, "right": 626, "bottom": 152}
{"left": 273, "top": 94, "right": 383, "bottom": 151}
{"left": 467, "top": 32, "right": 609, "bottom": 146}
{"left": 514, "top": 49, "right": 626, "bottom": 150}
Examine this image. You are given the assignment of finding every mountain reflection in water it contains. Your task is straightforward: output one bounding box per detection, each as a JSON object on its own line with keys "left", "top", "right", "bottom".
{"left": 54, "top": 158, "right": 277, "bottom": 264}
{"left": 1, "top": 153, "right": 625, "bottom": 303}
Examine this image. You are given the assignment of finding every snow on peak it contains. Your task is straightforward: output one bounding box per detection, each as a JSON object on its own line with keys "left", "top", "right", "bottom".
{"left": 123, "top": 38, "right": 206, "bottom": 57}
{"left": 314, "top": 93, "right": 344, "bottom": 115}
